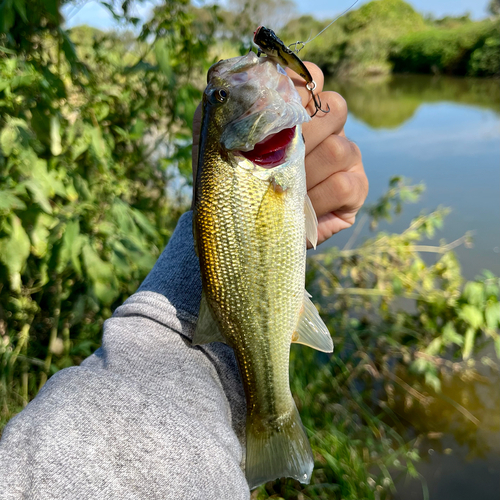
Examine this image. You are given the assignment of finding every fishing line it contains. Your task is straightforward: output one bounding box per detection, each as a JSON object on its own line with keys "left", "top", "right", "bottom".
{"left": 288, "top": 0, "right": 360, "bottom": 53}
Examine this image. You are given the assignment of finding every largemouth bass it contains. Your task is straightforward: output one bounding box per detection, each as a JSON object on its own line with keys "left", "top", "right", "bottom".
{"left": 192, "top": 51, "right": 333, "bottom": 489}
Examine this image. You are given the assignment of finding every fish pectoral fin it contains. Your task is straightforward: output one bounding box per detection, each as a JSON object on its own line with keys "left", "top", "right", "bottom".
{"left": 304, "top": 194, "right": 318, "bottom": 249}
{"left": 192, "top": 292, "right": 226, "bottom": 346}
{"left": 292, "top": 290, "right": 333, "bottom": 353}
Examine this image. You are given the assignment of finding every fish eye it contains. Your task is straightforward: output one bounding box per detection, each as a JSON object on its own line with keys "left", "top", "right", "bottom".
{"left": 214, "top": 89, "right": 228, "bottom": 103}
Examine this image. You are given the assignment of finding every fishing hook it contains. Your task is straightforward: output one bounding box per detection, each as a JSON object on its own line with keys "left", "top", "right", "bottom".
{"left": 306, "top": 80, "right": 330, "bottom": 117}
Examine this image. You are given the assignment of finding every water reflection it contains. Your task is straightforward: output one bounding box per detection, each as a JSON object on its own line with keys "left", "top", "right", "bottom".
{"left": 328, "top": 74, "right": 500, "bottom": 129}
{"left": 392, "top": 363, "right": 500, "bottom": 500}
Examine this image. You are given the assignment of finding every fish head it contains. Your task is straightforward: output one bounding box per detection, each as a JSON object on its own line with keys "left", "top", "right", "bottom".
{"left": 201, "top": 51, "right": 310, "bottom": 169}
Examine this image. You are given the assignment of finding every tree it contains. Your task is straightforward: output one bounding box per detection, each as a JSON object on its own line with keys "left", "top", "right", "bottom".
{"left": 227, "top": 0, "right": 297, "bottom": 42}
{"left": 489, "top": 0, "right": 500, "bottom": 16}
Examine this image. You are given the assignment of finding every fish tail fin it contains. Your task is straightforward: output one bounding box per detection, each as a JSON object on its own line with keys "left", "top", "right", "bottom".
{"left": 245, "top": 401, "right": 314, "bottom": 490}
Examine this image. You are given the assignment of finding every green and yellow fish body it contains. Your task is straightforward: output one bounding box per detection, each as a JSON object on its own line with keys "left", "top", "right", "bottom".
{"left": 193, "top": 52, "right": 333, "bottom": 489}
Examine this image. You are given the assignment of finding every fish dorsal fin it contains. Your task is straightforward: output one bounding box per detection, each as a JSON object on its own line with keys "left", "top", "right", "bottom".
{"left": 292, "top": 290, "right": 333, "bottom": 353}
{"left": 192, "top": 292, "right": 227, "bottom": 346}
{"left": 304, "top": 194, "right": 318, "bottom": 249}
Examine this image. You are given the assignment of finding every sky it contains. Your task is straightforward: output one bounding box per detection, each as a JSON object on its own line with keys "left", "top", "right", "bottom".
{"left": 63, "top": 0, "right": 492, "bottom": 31}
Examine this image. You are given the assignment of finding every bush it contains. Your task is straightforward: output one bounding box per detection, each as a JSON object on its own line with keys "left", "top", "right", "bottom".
{"left": 0, "top": 0, "right": 215, "bottom": 421}
{"left": 468, "top": 29, "right": 500, "bottom": 76}
{"left": 281, "top": 0, "right": 427, "bottom": 77}
{"left": 391, "top": 20, "right": 500, "bottom": 75}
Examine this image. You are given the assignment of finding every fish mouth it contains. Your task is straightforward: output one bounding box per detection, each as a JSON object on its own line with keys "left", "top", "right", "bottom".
{"left": 237, "top": 127, "right": 296, "bottom": 169}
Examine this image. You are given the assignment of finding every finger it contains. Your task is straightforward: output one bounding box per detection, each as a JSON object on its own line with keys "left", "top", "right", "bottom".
{"left": 286, "top": 61, "right": 324, "bottom": 108}
{"left": 305, "top": 135, "right": 362, "bottom": 190}
{"left": 307, "top": 169, "right": 368, "bottom": 221}
{"left": 302, "top": 92, "right": 348, "bottom": 154}
{"left": 316, "top": 212, "right": 357, "bottom": 244}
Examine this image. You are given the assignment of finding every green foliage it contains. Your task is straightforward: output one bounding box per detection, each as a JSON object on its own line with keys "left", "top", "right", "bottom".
{"left": 468, "top": 29, "right": 500, "bottom": 76}
{"left": 390, "top": 20, "right": 500, "bottom": 76}
{"left": 281, "top": 0, "right": 427, "bottom": 77}
{"left": 0, "top": 0, "right": 214, "bottom": 419}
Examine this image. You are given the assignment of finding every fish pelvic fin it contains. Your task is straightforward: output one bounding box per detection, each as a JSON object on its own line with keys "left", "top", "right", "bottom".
{"left": 292, "top": 291, "right": 333, "bottom": 353}
{"left": 304, "top": 194, "right": 318, "bottom": 249}
{"left": 192, "top": 292, "right": 227, "bottom": 346}
{"left": 245, "top": 400, "right": 314, "bottom": 490}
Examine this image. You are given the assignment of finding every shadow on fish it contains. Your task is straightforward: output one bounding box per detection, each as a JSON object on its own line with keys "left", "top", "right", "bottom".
{"left": 192, "top": 50, "right": 333, "bottom": 489}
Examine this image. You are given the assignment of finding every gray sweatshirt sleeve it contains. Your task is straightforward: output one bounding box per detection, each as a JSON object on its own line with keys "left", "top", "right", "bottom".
{"left": 0, "top": 211, "right": 250, "bottom": 500}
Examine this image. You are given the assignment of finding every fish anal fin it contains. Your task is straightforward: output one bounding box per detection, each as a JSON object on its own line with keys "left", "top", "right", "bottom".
{"left": 192, "top": 292, "right": 226, "bottom": 346}
{"left": 304, "top": 194, "right": 318, "bottom": 249}
{"left": 292, "top": 290, "right": 333, "bottom": 353}
{"left": 245, "top": 400, "right": 313, "bottom": 489}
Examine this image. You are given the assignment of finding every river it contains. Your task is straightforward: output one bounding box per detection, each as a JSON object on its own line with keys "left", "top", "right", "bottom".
{"left": 320, "top": 74, "right": 500, "bottom": 500}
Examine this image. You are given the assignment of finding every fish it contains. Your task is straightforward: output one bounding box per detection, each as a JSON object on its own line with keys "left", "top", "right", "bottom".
{"left": 192, "top": 51, "right": 333, "bottom": 489}
{"left": 253, "top": 26, "right": 329, "bottom": 117}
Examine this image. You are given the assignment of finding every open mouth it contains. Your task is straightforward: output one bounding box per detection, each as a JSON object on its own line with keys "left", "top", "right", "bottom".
{"left": 238, "top": 127, "right": 296, "bottom": 168}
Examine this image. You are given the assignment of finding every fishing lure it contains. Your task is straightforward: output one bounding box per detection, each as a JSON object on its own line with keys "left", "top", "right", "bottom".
{"left": 253, "top": 26, "right": 329, "bottom": 118}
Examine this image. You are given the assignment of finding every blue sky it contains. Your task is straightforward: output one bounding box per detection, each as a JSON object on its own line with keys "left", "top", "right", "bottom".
{"left": 302, "top": 0, "right": 491, "bottom": 19}
{"left": 63, "top": 0, "right": 492, "bottom": 30}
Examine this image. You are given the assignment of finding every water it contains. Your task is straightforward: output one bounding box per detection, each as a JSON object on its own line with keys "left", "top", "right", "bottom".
{"left": 321, "top": 74, "right": 500, "bottom": 280}
{"left": 321, "top": 74, "right": 500, "bottom": 499}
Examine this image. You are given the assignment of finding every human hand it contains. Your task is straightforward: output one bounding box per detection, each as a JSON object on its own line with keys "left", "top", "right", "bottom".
{"left": 191, "top": 62, "right": 368, "bottom": 246}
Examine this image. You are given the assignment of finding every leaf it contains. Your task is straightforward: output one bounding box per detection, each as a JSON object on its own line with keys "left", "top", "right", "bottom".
{"left": 463, "top": 327, "right": 476, "bottom": 360}
{"left": 392, "top": 276, "right": 403, "bottom": 295}
{"left": 57, "top": 220, "right": 80, "bottom": 271}
{"left": 24, "top": 179, "right": 52, "bottom": 213}
{"left": 485, "top": 302, "right": 500, "bottom": 330}
{"left": 82, "top": 241, "right": 118, "bottom": 305}
{"left": 425, "top": 338, "right": 442, "bottom": 356}
{"left": 458, "top": 305, "right": 484, "bottom": 330}
{"left": 1, "top": 2, "right": 15, "bottom": 32}
{"left": 463, "top": 281, "right": 484, "bottom": 307}
{"left": 0, "top": 45, "right": 16, "bottom": 55}
{"left": 71, "top": 135, "right": 90, "bottom": 160}
{"left": 59, "top": 28, "right": 80, "bottom": 74}
{"left": 0, "top": 190, "right": 26, "bottom": 212}
{"left": 442, "top": 322, "right": 463, "bottom": 346}
{"left": 155, "top": 41, "right": 174, "bottom": 81}
{"left": 0, "top": 215, "right": 31, "bottom": 292}
{"left": 30, "top": 213, "right": 55, "bottom": 258}
{"left": 13, "top": 0, "right": 27, "bottom": 22}
{"left": 130, "top": 119, "right": 145, "bottom": 140}
{"left": 425, "top": 370, "right": 441, "bottom": 392}
{"left": 0, "top": 125, "right": 18, "bottom": 156}
{"left": 50, "top": 116, "right": 62, "bottom": 156}
{"left": 65, "top": 179, "right": 79, "bottom": 202}
{"left": 130, "top": 208, "right": 157, "bottom": 238}
{"left": 90, "top": 127, "right": 106, "bottom": 159}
